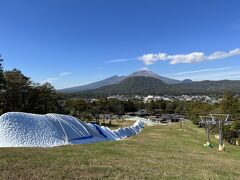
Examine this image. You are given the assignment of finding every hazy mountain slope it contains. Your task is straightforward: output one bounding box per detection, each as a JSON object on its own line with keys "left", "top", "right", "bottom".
{"left": 58, "top": 75, "right": 125, "bottom": 93}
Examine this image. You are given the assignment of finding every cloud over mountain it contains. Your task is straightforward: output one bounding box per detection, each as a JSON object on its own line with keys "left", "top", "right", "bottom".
{"left": 138, "top": 48, "right": 240, "bottom": 65}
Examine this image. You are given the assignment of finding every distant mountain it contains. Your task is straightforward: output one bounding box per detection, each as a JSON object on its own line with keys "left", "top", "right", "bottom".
{"left": 182, "top": 79, "right": 193, "bottom": 83}
{"left": 58, "top": 75, "right": 125, "bottom": 93}
{"left": 128, "top": 70, "right": 181, "bottom": 84}
{"left": 81, "top": 76, "right": 174, "bottom": 95}
{"left": 81, "top": 78, "right": 240, "bottom": 96}
{"left": 58, "top": 70, "right": 181, "bottom": 93}
{"left": 58, "top": 68, "right": 240, "bottom": 95}
{"left": 172, "top": 80, "right": 240, "bottom": 95}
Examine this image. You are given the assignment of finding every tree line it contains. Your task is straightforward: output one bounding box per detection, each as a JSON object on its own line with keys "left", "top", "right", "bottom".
{"left": 0, "top": 58, "right": 59, "bottom": 114}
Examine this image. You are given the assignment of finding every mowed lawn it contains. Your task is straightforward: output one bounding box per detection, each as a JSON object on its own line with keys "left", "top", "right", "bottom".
{"left": 0, "top": 120, "right": 240, "bottom": 179}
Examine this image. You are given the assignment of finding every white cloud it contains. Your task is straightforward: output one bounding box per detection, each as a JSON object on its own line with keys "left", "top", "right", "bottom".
{"left": 167, "top": 66, "right": 240, "bottom": 81}
{"left": 60, "top": 72, "right": 72, "bottom": 77}
{"left": 139, "top": 67, "right": 149, "bottom": 71}
{"left": 41, "top": 72, "right": 72, "bottom": 84}
{"left": 186, "top": 70, "right": 240, "bottom": 81}
{"left": 138, "top": 54, "right": 160, "bottom": 65}
{"left": 171, "top": 67, "right": 235, "bottom": 76}
{"left": 107, "top": 58, "right": 135, "bottom": 63}
{"left": 168, "top": 52, "right": 205, "bottom": 64}
{"left": 138, "top": 48, "right": 240, "bottom": 65}
{"left": 41, "top": 77, "right": 58, "bottom": 83}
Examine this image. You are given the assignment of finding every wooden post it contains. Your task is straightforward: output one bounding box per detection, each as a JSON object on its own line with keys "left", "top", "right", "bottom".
{"left": 200, "top": 116, "right": 212, "bottom": 147}
{"left": 207, "top": 123, "right": 210, "bottom": 146}
{"left": 236, "top": 138, "right": 239, "bottom": 146}
{"left": 218, "top": 120, "right": 224, "bottom": 151}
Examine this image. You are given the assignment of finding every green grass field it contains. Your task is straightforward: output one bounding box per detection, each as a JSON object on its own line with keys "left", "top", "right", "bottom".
{"left": 0, "top": 120, "right": 239, "bottom": 179}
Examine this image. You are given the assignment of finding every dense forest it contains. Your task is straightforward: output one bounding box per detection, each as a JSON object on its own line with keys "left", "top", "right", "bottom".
{"left": 0, "top": 57, "right": 240, "bottom": 144}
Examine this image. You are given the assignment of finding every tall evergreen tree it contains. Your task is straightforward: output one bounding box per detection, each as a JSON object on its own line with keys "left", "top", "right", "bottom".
{"left": 4, "top": 69, "right": 32, "bottom": 112}
{"left": 0, "top": 55, "right": 6, "bottom": 114}
{"left": 36, "top": 82, "right": 57, "bottom": 114}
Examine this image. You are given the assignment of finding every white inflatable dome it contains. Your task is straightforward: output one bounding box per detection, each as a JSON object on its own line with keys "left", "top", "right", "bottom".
{"left": 0, "top": 112, "right": 144, "bottom": 147}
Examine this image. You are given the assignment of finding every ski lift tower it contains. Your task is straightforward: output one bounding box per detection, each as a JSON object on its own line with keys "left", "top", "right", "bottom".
{"left": 199, "top": 116, "right": 213, "bottom": 148}
{"left": 210, "top": 114, "right": 230, "bottom": 151}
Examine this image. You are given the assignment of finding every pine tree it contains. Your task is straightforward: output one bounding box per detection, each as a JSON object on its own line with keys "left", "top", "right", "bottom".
{"left": 4, "top": 69, "right": 32, "bottom": 112}
{"left": 0, "top": 55, "right": 6, "bottom": 114}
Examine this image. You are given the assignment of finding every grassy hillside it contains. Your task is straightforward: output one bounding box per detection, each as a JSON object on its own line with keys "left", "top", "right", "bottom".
{"left": 0, "top": 121, "right": 240, "bottom": 179}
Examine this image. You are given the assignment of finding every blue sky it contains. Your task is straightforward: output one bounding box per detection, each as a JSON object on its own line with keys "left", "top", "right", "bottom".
{"left": 1, "top": 0, "right": 240, "bottom": 89}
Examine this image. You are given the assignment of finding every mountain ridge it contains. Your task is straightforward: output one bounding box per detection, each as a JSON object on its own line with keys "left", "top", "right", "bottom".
{"left": 58, "top": 75, "right": 125, "bottom": 93}
{"left": 58, "top": 69, "right": 240, "bottom": 95}
{"left": 57, "top": 70, "right": 181, "bottom": 93}
{"left": 127, "top": 70, "right": 181, "bottom": 84}
{"left": 81, "top": 76, "right": 174, "bottom": 95}
{"left": 81, "top": 77, "right": 240, "bottom": 96}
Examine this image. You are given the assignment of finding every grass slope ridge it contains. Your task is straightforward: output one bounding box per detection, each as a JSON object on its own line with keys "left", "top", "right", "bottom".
{"left": 83, "top": 76, "right": 173, "bottom": 95}
{"left": 0, "top": 120, "right": 240, "bottom": 179}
